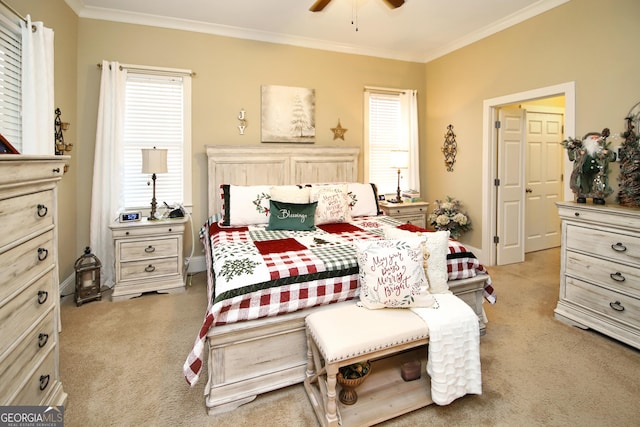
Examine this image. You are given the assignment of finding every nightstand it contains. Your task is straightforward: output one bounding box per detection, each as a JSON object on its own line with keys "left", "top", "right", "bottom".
{"left": 110, "top": 217, "right": 187, "bottom": 301}
{"left": 379, "top": 201, "right": 430, "bottom": 228}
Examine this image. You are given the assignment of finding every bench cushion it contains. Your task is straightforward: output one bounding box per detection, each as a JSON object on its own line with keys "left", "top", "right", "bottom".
{"left": 306, "top": 301, "right": 429, "bottom": 363}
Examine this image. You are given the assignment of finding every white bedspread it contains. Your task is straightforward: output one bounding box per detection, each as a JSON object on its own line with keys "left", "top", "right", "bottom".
{"left": 411, "top": 293, "right": 482, "bottom": 405}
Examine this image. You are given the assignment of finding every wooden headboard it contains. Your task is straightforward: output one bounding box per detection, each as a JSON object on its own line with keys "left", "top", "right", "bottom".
{"left": 206, "top": 144, "right": 360, "bottom": 216}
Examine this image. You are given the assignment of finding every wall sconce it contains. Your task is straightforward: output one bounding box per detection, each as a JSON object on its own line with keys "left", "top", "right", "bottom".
{"left": 54, "top": 108, "right": 72, "bottom": 155}
{"left": 442, "top": 124, "right": 457, "bottom": 172}
{"left": 238, "top": 109, "right": 247, "bottom": 135}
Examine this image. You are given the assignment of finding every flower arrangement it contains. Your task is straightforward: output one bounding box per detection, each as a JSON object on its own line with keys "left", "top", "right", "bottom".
{"left": 428, "top": 196, "right": 471, "bottom": 239}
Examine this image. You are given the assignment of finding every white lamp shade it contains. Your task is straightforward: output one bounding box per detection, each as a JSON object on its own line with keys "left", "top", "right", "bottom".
{"left": 141, "top": 148, "right": 168, "bottom": 174}
{"left": 390, "top": 150, "right": 409, "bottom": 169}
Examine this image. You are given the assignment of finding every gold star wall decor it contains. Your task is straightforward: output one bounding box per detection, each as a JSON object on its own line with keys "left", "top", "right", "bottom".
{"left": 331, "top": 119, "right": 348, "bottom": 140}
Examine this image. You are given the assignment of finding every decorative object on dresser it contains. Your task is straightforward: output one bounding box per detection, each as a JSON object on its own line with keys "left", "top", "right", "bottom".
{"left": 428, "top": 196, "right": 471, "bottom": 240}
{"left": 74, "top": 247, "right": 102, "bottom": 306}
{"left": 442, "top": 124, "right": 457, "bottom": 172}
{"left": 389, "top": 149, "right": 408, "bottom": 203}
{"left": 141, "top": 147, "right": 168, "bottom": 220}
{"left": 0, "top": 133, "right": 19, "bottom": 154}
{"left": 379, "top": 200, "right": 429, "bottom": 228}
{"left": 562, "top": 129, "right": 616, "bottom": 205}
{"left": 555, "top": 202, "right": 640, "bottom": 349}
{"left": 109, "top": 217, "right": 187, "bottom": 301}
{"left": 617, "top": 113, "right": 640, "bottom": 208}
{"left": 0, "top": 155, "right": 68, "bottom": 406}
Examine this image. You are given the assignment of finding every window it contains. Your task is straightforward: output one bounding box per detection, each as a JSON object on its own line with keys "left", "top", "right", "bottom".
{"left": 364, "top": 88, "right": 419, "bottom": 196}
{"left": 122, "top": 71, "right": 192, "bottom": 212}
{"left": 0, "top": 6, "right": 22, "bottom": 151}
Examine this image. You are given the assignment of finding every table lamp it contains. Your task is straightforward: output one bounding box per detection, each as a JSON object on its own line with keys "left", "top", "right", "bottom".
{"left": 141, "top": 147, "right": 168, "bottom": 220}
{"left": 389, "top": 149, "right": 408, "bottom": 203}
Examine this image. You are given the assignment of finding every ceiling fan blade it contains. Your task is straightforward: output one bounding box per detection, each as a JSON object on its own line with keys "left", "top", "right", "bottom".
{"left": 309, "top": 0, "right": 332, "bottom": 12}
{"left": 384, "top": 0, "right": 405, "bottom": 9}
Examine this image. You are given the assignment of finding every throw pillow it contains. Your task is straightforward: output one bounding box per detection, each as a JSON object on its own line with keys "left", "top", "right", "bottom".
{"left": 310, "top": 184, "right": 352, "bottom": 225}
{"left": 354, "top": 238, "right": 435, "bottom": 309}
{"left": 221, "top": 184, "right": 272, "bottom": 226}
{"left": 384, "top": 227, "right": 450, "bottom": 294}
{"left": 347, "top": 182, "right": 380, "bottom": 217}
{"left": 270, "top": 185, "right": 311, "bottom": 204}
{"left": 266, "top": 200, "right": 317, "bottom": 231}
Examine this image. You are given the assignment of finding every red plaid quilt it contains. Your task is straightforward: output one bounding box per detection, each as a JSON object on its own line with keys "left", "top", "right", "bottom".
{"left": 184, "top": 216, "right": 495, "bottom": 386}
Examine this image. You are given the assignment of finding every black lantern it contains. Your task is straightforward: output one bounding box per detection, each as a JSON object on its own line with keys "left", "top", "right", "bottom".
{"left": 74, "top": 247, "right": 102, "bottom": 306}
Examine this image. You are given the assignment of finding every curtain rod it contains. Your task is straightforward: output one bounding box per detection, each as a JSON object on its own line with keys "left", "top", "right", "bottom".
{"left": 364, "top": 86, "right": 406, "bottom": 95}
{"left": 0, "top": 0, "right": 36, "bottom": 32}
{"left": 97, "top": 62, "right": 196, "bottom": 77}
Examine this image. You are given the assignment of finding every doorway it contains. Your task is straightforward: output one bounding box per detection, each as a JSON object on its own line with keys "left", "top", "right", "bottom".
{"left": 481, "top": 82, "right": 576, "bottom": 266}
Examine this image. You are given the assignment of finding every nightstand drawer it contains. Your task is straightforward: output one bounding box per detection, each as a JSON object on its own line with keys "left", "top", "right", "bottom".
{"left": 119, "top": 257, "right": 180, "bottom": 281}
{"left": 566, "top": 251, "right": 640, "bottom": 298}
{"left": 384, "top": 204, "right": 427, "bottom": 216}
{"left": 120, "top": 237, "right": 179, "bottom": 261}
{"left": 111, "top": 221, "right": 185, "bottom": 238}
{"left": 565, "top": 277, "right": 640, "bottom": 329}
{"left": 392, "top": 215, "right": 426, "bottom": 228}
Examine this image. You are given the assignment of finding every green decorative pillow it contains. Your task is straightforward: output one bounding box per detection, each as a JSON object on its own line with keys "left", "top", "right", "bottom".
{"left": 266, "top": 200, "right": 317, "bottom": 231}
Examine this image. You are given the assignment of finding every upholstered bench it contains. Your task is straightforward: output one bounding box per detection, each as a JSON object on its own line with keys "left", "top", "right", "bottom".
{"left": 304, "top": 301, "right": 434, "bottom": 427}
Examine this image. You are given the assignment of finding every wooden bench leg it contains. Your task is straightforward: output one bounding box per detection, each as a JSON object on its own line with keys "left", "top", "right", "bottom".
{"left": 325, "top": 363, "right": 339, "bottom": 427}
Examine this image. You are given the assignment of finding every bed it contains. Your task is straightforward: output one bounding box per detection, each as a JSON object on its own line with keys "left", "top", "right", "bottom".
{"left": 184, "top": 144, "right": 495, "bottom": 415}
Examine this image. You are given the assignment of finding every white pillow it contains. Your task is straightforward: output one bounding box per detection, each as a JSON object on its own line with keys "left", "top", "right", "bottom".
{"left": 383, "top": 227, "right": 450, "bottom": 294}
{"left": 269, "top": 185, "right": 310, "bottom": 204}
{"left": 309, "top": 184, "right": 352, "bottom": 225}
{"left": 347, "top": 183, "right": 380, "bottom": 217}
{"left": 220, "top": 184, "right": 272, "bottom": 226}
{"left": 354, "top": 238, "right": 435, "bottom": 309}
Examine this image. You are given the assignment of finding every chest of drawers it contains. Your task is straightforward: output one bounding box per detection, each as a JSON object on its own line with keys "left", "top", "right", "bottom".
{"left": 555, "top": 202, "right": 640, "bottom": 349}
{"left": 379, "top": 201, "right": 429, "bottom": 228}
{"left": 110, "top": 217, "right": 187, "bottom": 301}
{"left": 0, "top": 155, "right": 68, "bottom": 406}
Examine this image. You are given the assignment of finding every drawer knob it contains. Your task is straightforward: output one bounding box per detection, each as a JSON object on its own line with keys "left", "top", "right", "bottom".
{"left": 37, "top": 290, "right": 48, "bottom": 304}
{"left": 37, "top": 247, "right": 49, "bottom": 261}
{"left": 145, "top": 264, "right": 156, "bottom": 273}
{"left": 574, "top": 212, "right": 580, "bottom": 217}
{"left": 37, "top": 204, "right": 48, "bottom": 217}
{"left": 38, "top": 333, "right": 49, "bottom": 348}
{"left": 611, "top": 242, "right": 627, "bottom": 252}
{"left": 609, "top": 301, "right": 625, "bottom": 312}
{"left": 39, "top": 374, "right": 50, "bottom": 391}
{"left": 145, "top": 245, "right": 156, "bottom": 253}
{"left": 610, "top": 272, "right": 626, "bottom": 282}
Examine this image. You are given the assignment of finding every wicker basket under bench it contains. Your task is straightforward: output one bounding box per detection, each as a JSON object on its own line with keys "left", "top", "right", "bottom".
{"left": 204, "top": 275, "right": 487, "bottom": 415}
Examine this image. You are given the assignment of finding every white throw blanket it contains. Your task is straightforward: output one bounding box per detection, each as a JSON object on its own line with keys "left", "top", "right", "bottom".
{"left": 411, "top": 293, "right": 482, "bottom": 405}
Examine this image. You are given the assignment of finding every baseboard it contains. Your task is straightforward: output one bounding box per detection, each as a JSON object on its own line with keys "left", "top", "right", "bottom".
{"left": 187, "top": 255, "right": 206, "bottom": 274}
{"left": 60, "top": 274, "right": 75, "bottom": 298}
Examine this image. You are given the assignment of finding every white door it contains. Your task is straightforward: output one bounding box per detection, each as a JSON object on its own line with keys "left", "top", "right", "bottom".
{"left": 525, "top": 112, "right": 563, "bottom": 252}
{"left": 496, "top": 108, "right": 526, "bottom": 265}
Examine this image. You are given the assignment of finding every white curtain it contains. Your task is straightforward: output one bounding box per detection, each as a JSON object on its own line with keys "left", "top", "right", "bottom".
{"left": 400, "top": 89, "right": 420, "bottom": 192}
{"left": 90, "top": 61, "right": 126, "bottom": 288}
{"left": 21, "top": 16, "right": 54, "bottom": 155}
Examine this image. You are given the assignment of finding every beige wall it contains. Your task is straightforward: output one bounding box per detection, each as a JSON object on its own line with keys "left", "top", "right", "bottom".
{"left": 423, "top": 0, "right": 640, "bottom": 249}
{"left": 12, "top": 0, "right": 640, "bottom": 279}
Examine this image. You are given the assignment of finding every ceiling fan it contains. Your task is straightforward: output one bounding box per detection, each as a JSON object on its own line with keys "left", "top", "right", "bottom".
{"left": 309, "top": 0, "right": 405, "bottom": 12}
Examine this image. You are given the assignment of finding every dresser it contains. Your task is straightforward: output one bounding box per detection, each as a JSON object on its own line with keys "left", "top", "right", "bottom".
{"left": 379, "top": 201, "right": 429, "bottom": 228}
{"left": 555, "top": 202, "right": 640, "bottom": 349}
{"left": 110, "top": 217, "right": 187, "bottom": 301}
{"left": 0, "top": 155, "right": 68, "bottom": 406}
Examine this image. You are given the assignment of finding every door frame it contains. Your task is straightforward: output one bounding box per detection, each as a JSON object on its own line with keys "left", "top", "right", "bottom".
{"left": 481, "top": 82, "right": 576, "bottom": 266}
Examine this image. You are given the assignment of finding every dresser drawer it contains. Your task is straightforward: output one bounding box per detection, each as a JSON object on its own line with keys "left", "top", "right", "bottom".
{"left": 0, "top": 311, "right": 55, "bottom": 404}
{"left": 566, "top": 251, "right": 640, "bottom": 298}
{"left": 119, "top": 257, "right": 180, "bottom": 281}
{"left": 0, "top": 273, "right": 54, "bottom": 348}
{"left": 0, "top": 190, "right": 54, "bottom": 250}
{"left": 0, "top": 230, "right": 54, "bottom": 302}
{"left": 119, "top": 237, "right": 179, "bottom": 261}
{"left": 565, "top": 224, "right": 640, "bottom": 267}
{"left": 565, "top": 277, "right": 640, "bottom": 329}
{"left": 10, "top": 349, "right": 58, "bottom": 405}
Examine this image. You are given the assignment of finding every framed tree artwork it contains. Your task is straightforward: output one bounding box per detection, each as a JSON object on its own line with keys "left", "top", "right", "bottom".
{"left": 261, "top": 85, "right": 315, "bottom": 143}
{"left": 0, "top": 133, "right": 19, "bottom": 154}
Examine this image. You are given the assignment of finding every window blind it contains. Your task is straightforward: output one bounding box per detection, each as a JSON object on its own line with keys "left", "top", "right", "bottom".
{"left": 366, "top": 94, "right": 403, "bottom": 194}
{"left": 123, "top": 73, "right": 185, "bottom": 209}
{"left": 0, "top": 8, "right": 22, "bottom": 150}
